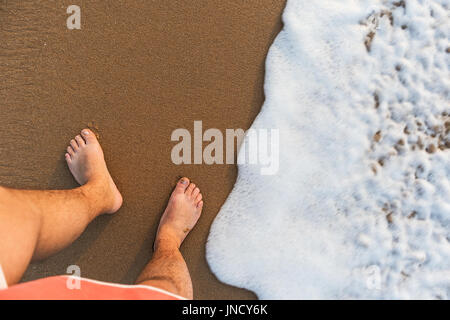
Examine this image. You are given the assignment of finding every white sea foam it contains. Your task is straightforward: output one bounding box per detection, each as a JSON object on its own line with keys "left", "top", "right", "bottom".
{"left": 206, "top": 0, "right": 450, "bottom": 299}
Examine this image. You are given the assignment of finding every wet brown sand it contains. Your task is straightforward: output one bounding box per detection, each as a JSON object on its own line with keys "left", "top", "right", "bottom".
{"left": 0, "top": 0, "right": 285, "bottom": 299}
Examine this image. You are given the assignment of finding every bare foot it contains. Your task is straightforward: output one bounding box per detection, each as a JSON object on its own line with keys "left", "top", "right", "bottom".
{"left": 65, "top": 129, "right": 123, "bottom": 214}
{"left": 155, "top": 177, "right": 203, "bottom": 250}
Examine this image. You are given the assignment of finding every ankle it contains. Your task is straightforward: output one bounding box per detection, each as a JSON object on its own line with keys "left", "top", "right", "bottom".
{"left": 77, "top": 183, "right": 107, "bottom": 218}
{"left": 154, "top": 229, "right": 181, "bottom": 252}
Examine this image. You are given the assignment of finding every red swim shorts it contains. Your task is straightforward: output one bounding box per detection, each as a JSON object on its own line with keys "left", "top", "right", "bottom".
{"left": 0, "top": 276, "right": 184, "bottom": 300}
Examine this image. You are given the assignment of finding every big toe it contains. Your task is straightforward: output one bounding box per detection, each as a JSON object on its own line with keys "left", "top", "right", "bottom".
{"left": 174, "top": 177, "right": 190, "bottom": 194}
{"left": 81, "top": 129, "right": 98, "bottom": 144}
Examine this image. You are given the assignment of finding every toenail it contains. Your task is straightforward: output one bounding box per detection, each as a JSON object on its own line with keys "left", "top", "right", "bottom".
{"left": 181, "top": 178, "right": 188, "bottom": 184}
{"left": 83, "top": 130, "right": 89, "bottom": 135}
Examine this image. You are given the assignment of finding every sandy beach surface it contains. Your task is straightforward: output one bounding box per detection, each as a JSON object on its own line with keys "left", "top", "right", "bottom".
{"left": 0, "top": 0, "right": 285, "bottom": 299}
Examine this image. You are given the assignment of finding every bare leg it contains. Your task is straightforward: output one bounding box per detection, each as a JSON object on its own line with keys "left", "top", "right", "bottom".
{"left": 0, "top": 129, "right": 122, "bottom": 285}
{"left": 136, "top": 177, "right": 203, "bottom": 299}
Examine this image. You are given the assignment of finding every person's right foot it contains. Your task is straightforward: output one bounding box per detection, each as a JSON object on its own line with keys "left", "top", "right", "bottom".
{"left": 155, "top": 178, "right": 203, "bottom": 250}
{"left": 65, "top": 129, "right": 123, "bottom": 214}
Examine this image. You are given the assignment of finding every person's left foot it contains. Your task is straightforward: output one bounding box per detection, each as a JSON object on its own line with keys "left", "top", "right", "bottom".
{"left": 155, "top": 177, "right": 203, "bottom": 250}
{"left": 65, "top": 129, "right": 123, "bottom": 214}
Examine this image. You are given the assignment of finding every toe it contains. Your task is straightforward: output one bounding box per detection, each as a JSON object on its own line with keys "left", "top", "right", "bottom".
{"left": 195, "top": 193, "right": 202, "bottom": 204}
{"left": 192, "top": 187, "right": 200, "bottom": 198}
{"left": 70, "top": 139, "right": 78, "bottom": 151}
{"left": 197, "top": 200, "right": 204, "bottom": 209}
{"left": 75, "top": 135, "right": 85, "bottom": 147}
{"left": 174, "top": 177, "right": 190, "bottom": 194}
{"left": 81, "top": 129, "right": 97, "bottom": 144}
{"left": 65, "top": 153, "right": 72, "bottom": 161}
{"left": 67, "top": 146, "right": 75, "bottom": 156}
{"left": 186, "top": 183, "right": 196, "bottom": 197}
